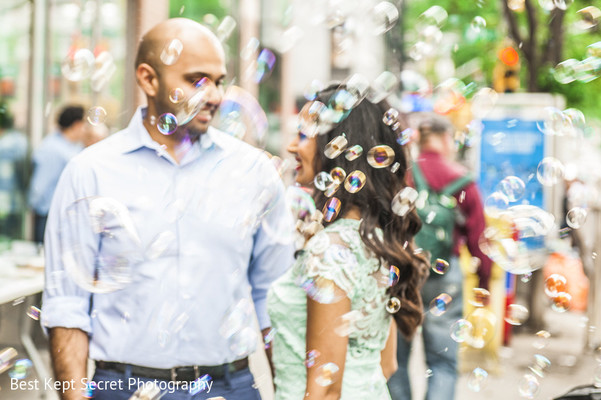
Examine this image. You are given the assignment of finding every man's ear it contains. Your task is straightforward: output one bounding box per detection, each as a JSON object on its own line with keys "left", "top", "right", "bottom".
{"left": 136, "top": 63, "right": 159, "bottom": 97}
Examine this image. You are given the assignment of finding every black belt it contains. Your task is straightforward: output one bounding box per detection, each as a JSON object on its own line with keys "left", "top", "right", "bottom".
{"left": 95, "top": 358, "right": 249, "bottom": 381}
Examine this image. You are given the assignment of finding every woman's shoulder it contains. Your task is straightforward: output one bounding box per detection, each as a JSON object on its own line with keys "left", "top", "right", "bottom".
{"left": 304, "top": 218, "right": 362, "bottom": 254}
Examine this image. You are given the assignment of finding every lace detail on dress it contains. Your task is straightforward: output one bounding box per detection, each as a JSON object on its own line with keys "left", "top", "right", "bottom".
{"left": 297, "top": 219, "right": 392, "bottom": 356}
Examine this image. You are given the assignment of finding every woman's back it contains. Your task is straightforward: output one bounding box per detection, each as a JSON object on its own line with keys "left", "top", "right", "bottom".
{"left": 267, "top": 218, "right": 392, "bottom": 399}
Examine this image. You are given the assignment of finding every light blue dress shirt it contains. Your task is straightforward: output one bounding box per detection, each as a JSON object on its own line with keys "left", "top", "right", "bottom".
{"left": 41, "top": 107, "right": 295, "bottom": 368}
{"left": 29, "top": 131, "right": 83, "bottom": 215}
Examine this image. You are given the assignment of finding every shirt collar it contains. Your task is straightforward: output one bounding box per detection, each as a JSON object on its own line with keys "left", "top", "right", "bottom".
{"left": 119, "top": 107, "right": 223, "bottom": 154}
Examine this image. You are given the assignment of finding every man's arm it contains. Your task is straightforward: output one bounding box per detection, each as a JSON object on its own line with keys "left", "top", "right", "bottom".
{"left": 247, "top": 161, "right": 295, "bottom": 351}
{"left": 261, "top": 327, "right": 275, "bottom": 377}
{"left": 41, "top": 160, "right": 95, "bottom": 399}
{"left": 49, "top": 328, "right": 89, "bottom": 400}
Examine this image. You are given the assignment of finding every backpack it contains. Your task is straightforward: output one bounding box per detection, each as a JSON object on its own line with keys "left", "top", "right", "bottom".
{"left": 411, "top": 161, "right": 472, "bottom": 265}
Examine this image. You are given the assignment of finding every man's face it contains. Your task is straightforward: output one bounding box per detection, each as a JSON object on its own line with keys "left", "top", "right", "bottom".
{"left": 153, "top": 36, "right": 227, "bottom": 136}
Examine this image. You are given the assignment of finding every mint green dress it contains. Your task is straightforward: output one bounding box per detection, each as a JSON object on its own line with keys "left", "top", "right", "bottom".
{"left": 267, "top": 219, "right": 393, "bottom": 400}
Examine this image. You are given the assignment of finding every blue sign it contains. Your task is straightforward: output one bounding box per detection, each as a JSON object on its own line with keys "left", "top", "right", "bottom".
{"left": 479, "top": 119, "right": 546, "bottom": 248}
{"left": 479, "top": 119, "right": 545, "bottom": 208}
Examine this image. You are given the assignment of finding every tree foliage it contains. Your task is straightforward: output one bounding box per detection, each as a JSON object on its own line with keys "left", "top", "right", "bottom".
{"left": 400, "top": 0, "right": 601, "bottom": 115}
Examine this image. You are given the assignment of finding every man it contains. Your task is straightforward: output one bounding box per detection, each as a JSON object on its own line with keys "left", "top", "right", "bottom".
{"left": 388, "top": 114, "right": 492, "bottom": 400}
{"left": 0, "top": 101, "right": 28, "bottom": 240}
{"left": 29, "top": 105, "right": 85, "bottom": 243}
{"left": 41, "top": 18, "right": 294, "bottom": 400}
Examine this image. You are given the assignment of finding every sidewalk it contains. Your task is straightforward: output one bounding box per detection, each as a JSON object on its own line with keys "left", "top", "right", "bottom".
{"left": 455, "top": 308, "right": 595, "bottom": 400}
{"left": 0, "top": 306, "right": 595, "bottom": 399}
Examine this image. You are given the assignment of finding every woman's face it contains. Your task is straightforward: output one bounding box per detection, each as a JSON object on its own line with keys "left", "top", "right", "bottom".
{"left": 287, "top": 132, "right": 318, "bottom": 186}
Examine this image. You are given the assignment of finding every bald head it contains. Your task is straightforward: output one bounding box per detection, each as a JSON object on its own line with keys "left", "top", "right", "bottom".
{"left": 135, "top": 18, "right": 224, "bottom": 74}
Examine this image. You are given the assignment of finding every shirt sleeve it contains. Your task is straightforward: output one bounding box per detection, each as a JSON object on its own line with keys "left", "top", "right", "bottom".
{"left": 457, "top": 182, "right": 493, "bottom": 290}
{"left": 300, "top": 230, "right": 359, "bottom": 303}
{"left": 248, "top": 164, "right": 295, "bottom": 330}
{"left": 41, "top": 159, "right": 95, "bottom": 334}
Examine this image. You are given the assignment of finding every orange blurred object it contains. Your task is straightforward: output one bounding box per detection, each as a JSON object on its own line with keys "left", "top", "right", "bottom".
{"left": 542, "top": 252, "right": 589, "bottom": 312}
{"left": 499, "top": 47, "right": 519, "bottom": 66}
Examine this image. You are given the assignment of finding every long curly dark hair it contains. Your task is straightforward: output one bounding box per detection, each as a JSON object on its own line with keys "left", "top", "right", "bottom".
{"left": 310, "top": 85, "right": 430, "bottom": 339}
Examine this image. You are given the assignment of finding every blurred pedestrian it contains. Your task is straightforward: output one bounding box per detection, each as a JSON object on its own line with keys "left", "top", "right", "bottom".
{"left": 0, "top": 101, "right": 28, "bottom": 240}
{"left": 268, "top": 85, "right": 430, "bottom": 399}
{"left": 41, "top": 18, "right": 294, "bottom": 400}
{"left": 388, "top": 113, "right": 492, "bottom": 400}
{"left": 28, "top": 105, "right": 85, "bottom": 243}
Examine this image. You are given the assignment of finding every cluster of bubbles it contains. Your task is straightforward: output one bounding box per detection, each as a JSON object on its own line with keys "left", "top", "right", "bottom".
{"left": 61, "top": 48, "right": 116, "bottom": 92}
{"left": 0, "top": 347, "right": 32, "bottom": 382}
{"left": 60, "top": 196, "right": 143, "bottom": 294}
{"left": 216, "top": 85, "right": 268, "bottom": 143}
{"left": 554, "top": 38, "right": 601, "bottom": 84}
{"left": 410, "top": 5, "right": 448, "bottom": 62}
{"left": 460, "top": 288, "right": 495, "bottom": 349}
{"left": 544, "top": 273, "right": 572, "bottom": 312}
{"left": 219, "top": 298, "right": 258, "bottom": 357}
{"left": 536, "top": 107, "right": 586, "bottom": 138}
{"left": 480, "top": 203, "right": 555, "bottom": 275}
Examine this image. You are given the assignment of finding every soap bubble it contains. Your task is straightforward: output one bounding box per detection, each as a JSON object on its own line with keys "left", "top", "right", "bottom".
{"left": 367, "top": 71, "right": 398, "bottom": 103}
{"left": 544, "top": 274, "right": 567, "bottom": 298}
{"left": 160, "top": 39, "right": 183, "bottom": 65}
{"left": 554, "top": 59, "right": 579, "bottom": 84}
{"left": 551, "top": 292, "right": 572, "bottom": 312}
{"left": 61, "top": 197, "right": 142, "bottom": 293}
{"left": 471, "top": 88, "right": 498, "bottom": 119}
{"left": 391, "top": 187, "right": 418, "bottom": 217}
{"left": 538, "top": 0, "right": 556, "bottom": 11}
{"left": 536, "top": 157, "right": 565, "bottom": 186}
{"left": 450, "top": 319, "right": 473, "bottom": 343}
{"left": 553, "top": 0, "right": 573, "bottom": 11}
{"left": 87, "top": 106, "right": 107, "bottom": 126}
{"left": 505, "top": 304, "right": 529, "bottom": 326}
{"left": 484, "top": 192, "right": 509, "bottom": 217}
{"left": 566, "top": 207, "right": 587, "bottom": 229}
{"left": 240, "top": 37, "right": 260, "bottom": 60}
{"left": 432, "top": 258, "right": 450, "bottom": 275}
{"left": 465, "top": 308, "right": 496, "bottom": 349}
{"left": 216, "top": 16, "right": 237, "bottom": 42}
{"left": 576, "top": 6, "right": 601, "bottom": 31}
{"left": 508, "top": 0, "right": 526, "bottom": 11}
{"left": 467, "top": 367, "right": 488, "bottom": 392}
{"left": 8, "top": 359, "right": 33, "bottom": 380}
{"left": 370, "top": 2, "right": 399, "bottom": 35}
{"left": 416, "top": 5, "right": 448, "bottom": 32}
{"left": 315, "top": 363, "right": 340, "bottom": 386}
{"left": 386, "top": 297, "right": 402, "bottom": 314}
{"left": 518, "top": 373, "right": 540, "bottom": 398}
{"left": 469, "top": 288, "right": 490, "bottom": 308}
{"left": 497, "top": 176, "right": 526, "bottom": 202}
{"left": 429, "top": 293, "right": 452, "bottom": 316}
{"left": 528, "top": 354, "right": 551, "bottom": 378}
{"left": 61, "top": 48, "right": 95, "bottom": 82}
{"left": 470, "top": 16, "right": 487, "bottom": 34}
{"left": 532, "top": 330, "right": 551, "bottom": 350}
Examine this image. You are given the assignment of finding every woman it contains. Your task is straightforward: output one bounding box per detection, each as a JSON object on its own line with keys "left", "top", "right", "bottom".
{"left": 267, "top": 84, "right": 430, "bottom": 399}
